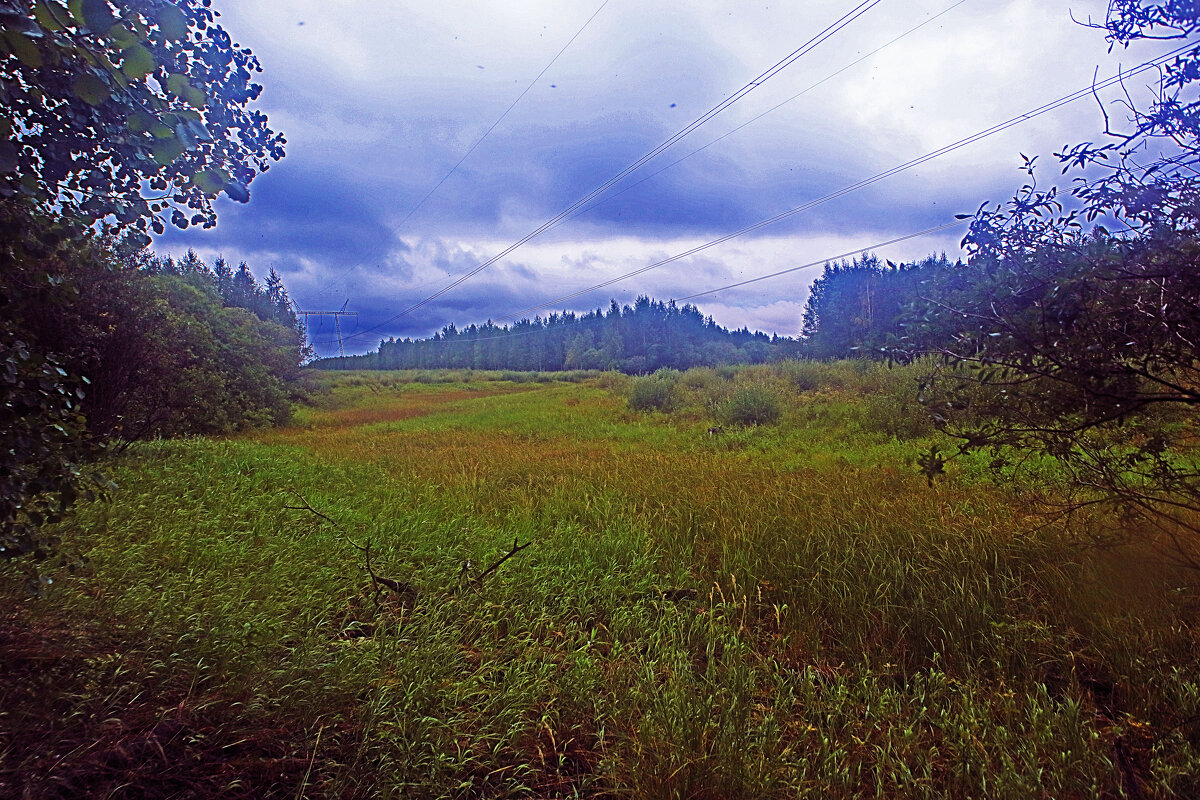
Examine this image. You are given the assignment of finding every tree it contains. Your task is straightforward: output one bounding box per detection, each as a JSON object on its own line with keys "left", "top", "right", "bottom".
{"left": 908, "top": 1, "right": 1200, "bottom": 563}
{"left": 0, "top": 0, "right": 286, "bottom": 246}
{"left": 1, "top": 0, "right": 286, "bottom": 570}
{"left": 800, "top": 253, "right": 956, "bottom": 360}
{"left": 0, "top": 203, "right": 96, "bottom": 577}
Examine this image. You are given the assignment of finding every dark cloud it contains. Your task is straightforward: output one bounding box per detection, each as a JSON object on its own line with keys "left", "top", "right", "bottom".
{"left": 154, "top": 0, "right": 1128, "bottom": 357}
{"left": 156, "top": 152, "right": 407, "bottom": 269}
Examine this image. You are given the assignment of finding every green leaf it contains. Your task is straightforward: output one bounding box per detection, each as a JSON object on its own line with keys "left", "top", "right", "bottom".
{"left": 149, "top": 121, "right": 173, "bottom": 139}
{"left": 4, "top": 30, "right": 44, "bottom": 68}
{"left": 151, "top": 136, "right": 185, "bottom": 166}
{"left": 166, "top": 72, "right": 190, "bottom": 97}
{"left": 107, "top": 23, "right": 140, "bottom": 49}
{"left": 156, "top": 4, "right": 188, "bottom": 41}
{"left": 166, "top": 74, "right": 206, "bottom": 109}
{"left": 32, "top": 2, "right": 70, "bottom": 32}
{"left": 75, "top": 0, "right": 116, "bottom": 34}
{"left": 192, "top": 169, "right": 224, "bottom": 194}
{"left": 126, "top": 110, "right": 154, "bottom": 133}
{"left": 121, "top": 43, "right": 154, "bottom": 80}
{"left": 183, "top": 84, "right": 205, "bottom": 109}
{"left": 71, "top": 73, "right": 109, "bottom": 105}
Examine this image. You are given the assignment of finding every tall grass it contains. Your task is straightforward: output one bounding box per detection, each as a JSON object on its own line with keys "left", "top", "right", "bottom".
{"left": 4, "top": 362, "right": 1199, "bottom": 797}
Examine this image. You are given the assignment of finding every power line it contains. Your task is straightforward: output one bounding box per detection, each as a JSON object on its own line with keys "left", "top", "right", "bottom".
{"left": 335, "top": 0, "right": 888, "bottom": 343}
{"left": 492, "top": 42, "right": 1196, "bottom": 322}
{"left": 394, "top": 0, "right": 612, "bottom": 230}
{"left": 369, "top": 165, "right": 1133, "bottom": 355}
{"left": 672, "top": 220, "right": 966, "bottom": 303}
{"left": 331, "top": 220, "right": 965, "bottom": 356}
{"left": 321, "top": 16, "right": 1193, "bottom": 350}
{"left": 568, "top": 0, "right": 973, "bottom": 224}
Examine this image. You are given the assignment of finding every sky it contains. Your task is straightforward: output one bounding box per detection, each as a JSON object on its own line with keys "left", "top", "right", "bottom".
{"left": 152, "top": 0, "right": 1177, "bottom": 357}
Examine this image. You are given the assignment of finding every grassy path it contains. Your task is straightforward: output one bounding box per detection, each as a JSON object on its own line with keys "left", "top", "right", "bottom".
{"left": 3, "top": 368, "right": 1199, "bottom": 798}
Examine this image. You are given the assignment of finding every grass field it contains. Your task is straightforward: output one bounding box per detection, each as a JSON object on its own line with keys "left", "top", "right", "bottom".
{"left": 3, "top": 363, "right": 1199, "bottom": 798}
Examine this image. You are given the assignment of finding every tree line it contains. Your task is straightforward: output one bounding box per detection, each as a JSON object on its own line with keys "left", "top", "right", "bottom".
{"left": 319, "top": 296, "right": 799, "bottom": 373}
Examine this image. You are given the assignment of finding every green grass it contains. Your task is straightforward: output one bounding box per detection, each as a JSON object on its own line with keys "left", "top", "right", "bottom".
{"left": 3, "top": 363, "right": 1199, "bottom": 798}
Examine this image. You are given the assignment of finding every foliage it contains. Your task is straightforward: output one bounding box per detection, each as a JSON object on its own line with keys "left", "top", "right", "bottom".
{"left": 0, "top": 199, "right": 98, "bottom": 572}
{"left": 0, "top": 0, "right": 285, "bottom": 246}
{"left": 1, "top": 201, "right": 307, "bottom": 567}
{"left": 1060, "top": 1, "right": 1199, "bottom": 233}
{"left": 913, "top": 228, "right": 1200, "bottom": 559}
{"left": 92, "top": 252, "right": 308, "bottom": 441}
{"left": 1, "top": 1, "right": 286, "bottom": 570}
{"left": 10, "top": 234, "right": 308, "bottom": 443}
{"left": 0, "top": 340, "right": 87, "bottom": 567}
{"left": 799, "top": 253, "right": 958, "bottom": 360}
{"left": 125, "top": 273, "right": 302, "bottom": 437}
{"left": 899, "top": 2, "right": 1200, "bottom": 560}
{"left": 325, "top": 295, "right": 791, "bottom": 373}
{"left": 715, "top": 382, "right": 784, "bottom": 427}
{"left": 627, "top": 369, "right": 679, "bottom": 412}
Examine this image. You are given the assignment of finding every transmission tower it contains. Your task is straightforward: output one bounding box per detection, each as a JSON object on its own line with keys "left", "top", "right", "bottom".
{"left": 296, "top": 300, "right": 357, "bottom": 357}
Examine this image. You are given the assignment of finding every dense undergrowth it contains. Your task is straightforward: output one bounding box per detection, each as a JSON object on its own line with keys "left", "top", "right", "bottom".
{"left": 3, "top": 362, "right": 1199, "bottom": 798}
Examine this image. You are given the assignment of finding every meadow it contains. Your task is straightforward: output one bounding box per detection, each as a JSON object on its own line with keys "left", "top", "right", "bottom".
{"left": 3, "top": 362, "right": 1199, "bottom": 798}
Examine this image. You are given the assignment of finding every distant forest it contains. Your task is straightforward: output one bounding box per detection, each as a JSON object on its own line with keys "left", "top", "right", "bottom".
{"left": 315, "top": 253, "right": 967, "bottom": 373}
{"left": 318, "top": 297, "right": 802, "bottom": 373}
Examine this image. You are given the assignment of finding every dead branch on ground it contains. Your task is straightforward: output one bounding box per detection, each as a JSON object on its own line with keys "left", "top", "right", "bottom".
{"left": 284, "top": 491, "right": 415, "bottom": 605}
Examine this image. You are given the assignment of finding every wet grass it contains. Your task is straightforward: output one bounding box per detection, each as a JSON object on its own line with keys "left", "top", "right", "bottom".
{"left": 3, "top": 363, "right": 1199, "bottom": 798}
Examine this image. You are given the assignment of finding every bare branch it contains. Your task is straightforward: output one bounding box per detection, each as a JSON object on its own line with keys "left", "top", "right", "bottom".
{"left": 465, "top": 538, "right": 535, "bottom": 589}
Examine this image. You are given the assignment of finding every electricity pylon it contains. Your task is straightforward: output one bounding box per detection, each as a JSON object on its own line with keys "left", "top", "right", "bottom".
{"left": 296, "top": 300, "right": 357, "bottom": 357}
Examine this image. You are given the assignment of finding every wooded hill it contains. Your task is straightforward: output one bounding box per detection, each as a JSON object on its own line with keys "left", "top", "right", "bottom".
{"left": 318, "top": 296, "right": 800, "bottom": 373}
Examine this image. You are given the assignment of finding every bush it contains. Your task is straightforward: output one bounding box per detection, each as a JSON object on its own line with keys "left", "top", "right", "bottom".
{"left": 715, "top": 365, "right": 739, "bottom": 380}
{"left": 591, "top": 371, "right": 629, "bottom": 392}
{"left": 848, "top": 362, "right": 938, "bottom": 440}
{"left": 716, "top": 384, "right": 783, "bottom": 426}
{"left": 628, "top": 372, "right": 679, "bottom": 412}
{"left": 775, "top": 359, "right": 827, "bottom": 391}
{"left": 678, "top": 367, "right": 721, "bottom": 392}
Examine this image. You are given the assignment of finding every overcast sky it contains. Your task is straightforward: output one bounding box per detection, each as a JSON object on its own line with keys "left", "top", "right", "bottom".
{"left": 153, "top": 0, "right": 1175, "bottom": 356}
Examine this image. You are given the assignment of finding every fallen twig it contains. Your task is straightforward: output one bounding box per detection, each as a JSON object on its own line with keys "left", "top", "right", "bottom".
{"left": 285, "top": 491, "right": 414, "bottom": 604}
{"left": 465, "top": 537, "right": 534, "bottom": 589}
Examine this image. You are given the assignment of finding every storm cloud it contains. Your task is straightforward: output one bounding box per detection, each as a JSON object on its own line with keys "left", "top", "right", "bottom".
{"left": 155, "top": 0, "right": 1157, "bottom": 356}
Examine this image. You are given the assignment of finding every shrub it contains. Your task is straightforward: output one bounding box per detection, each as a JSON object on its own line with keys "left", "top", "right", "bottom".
{"left": 836, "top": 362, "right": 936, "bottom": 440}
{"left": 716, "top": 384, "right": 783, "bottom": 426}
{"left": 678, "top": 367, "right": 721, "bottom": 392}
{"left": 775, "top": 359, "right": 827, "bottom": 391}
{"left": 591, "top": 371, "right": 630, "bottom": 392}
{"left": 715, "top": 365, "right": 739, "bottom": 381}
{"left": 628, "top": 373, "right": 679, "bottom": 412}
